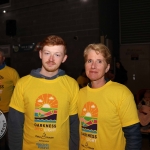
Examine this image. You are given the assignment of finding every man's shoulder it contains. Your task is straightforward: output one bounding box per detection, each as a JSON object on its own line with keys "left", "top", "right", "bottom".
{"left": 63, "top": 75, "right": 76, "bottom": 81}
{"left": 19, "top": 74, "right": 31, "bottom": 80}
{"left": 5, "top": 65, "right": 18, "bottom": 72}
{"left": 16, "top": 74, "right": 31, "bottom": 84}
{"left": 61, "top": 75, "right": 79, "bottom": 87}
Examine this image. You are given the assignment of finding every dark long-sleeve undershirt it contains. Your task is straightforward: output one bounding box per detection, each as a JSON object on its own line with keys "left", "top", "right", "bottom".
{"left": 122, "top": 123, "right": 142, "bottom": 150}
{"left": 8, "top": 107, "right": 79, "bottom": 150}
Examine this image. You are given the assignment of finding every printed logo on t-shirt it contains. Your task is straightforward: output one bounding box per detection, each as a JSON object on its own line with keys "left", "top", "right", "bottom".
{"left": 80, "top": 101, "right": 98, "bottom": 147}
{"left": 34, "top": 93, "right": 58, "bottom": 133}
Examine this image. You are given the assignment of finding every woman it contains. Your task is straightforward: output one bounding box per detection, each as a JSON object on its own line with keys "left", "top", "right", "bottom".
{"left": 77, "top": 43, "right": 142, "bottom": 150}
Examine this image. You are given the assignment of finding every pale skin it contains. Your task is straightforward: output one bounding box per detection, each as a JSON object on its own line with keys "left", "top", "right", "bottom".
{"left": 39, "top": 45, "right": 67, "bottom": 77}
{"left": 85, "top": 50, "right": 110, "bottom": 88}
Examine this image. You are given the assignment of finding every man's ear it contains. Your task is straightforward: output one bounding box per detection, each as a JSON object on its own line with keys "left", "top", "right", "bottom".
{"left": 62, "top": 55, "right": 67, "bottom": 63}
{"left": 39, "top": 50, "right": 42, "bottom": 59}
{"left": 3, "top": 56, "right": 5, "bottom": 62}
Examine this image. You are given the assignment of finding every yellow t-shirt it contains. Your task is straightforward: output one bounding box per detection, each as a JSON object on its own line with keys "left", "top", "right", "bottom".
{"left": 77, "top": 76, "right": 89, "bottom": 88}
{"left": 9, "top": 74, "right": 79, "bottom": 150}
{"left": 77, "top": 81, "right": 139, "bottom": 150}
{"left": 0, "top": 65, "right": 20, "bottom": 113}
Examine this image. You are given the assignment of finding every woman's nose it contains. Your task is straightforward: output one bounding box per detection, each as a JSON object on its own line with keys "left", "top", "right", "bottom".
{"left": 91, "top": 61, "right": 96, "bottom": 69}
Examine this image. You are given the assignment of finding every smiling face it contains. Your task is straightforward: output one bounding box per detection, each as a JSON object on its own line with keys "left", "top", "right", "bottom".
{"left": 85, "top": 49, "right": 110, "bottom": 83}
{"left": 39, "top": 45, "right": 67, "bottom": 77}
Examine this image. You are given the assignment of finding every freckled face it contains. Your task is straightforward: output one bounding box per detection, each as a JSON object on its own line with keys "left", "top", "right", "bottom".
{"left": 85, "top": 50, "right": 110, "bottom": 82}
{"left": 39, "top": 45, "right": 67, "bottom": 74}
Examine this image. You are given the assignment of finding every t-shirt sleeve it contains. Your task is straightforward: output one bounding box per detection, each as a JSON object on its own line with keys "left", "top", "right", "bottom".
{"left": 12, "top": 69, "right": 20, "bottom": 86}
{"left": 118, "top": 90, "right": 139, "bottom": 127}
{"left": 9, "top": 80, "right": 24, "bottom": 113}
{"left": 69, "top": 81, "right": 79, "bottom": 116}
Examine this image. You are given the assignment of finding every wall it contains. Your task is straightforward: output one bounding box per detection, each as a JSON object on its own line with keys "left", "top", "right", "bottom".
{"left": 99, "top": 0, "right": 119, "bottom": 57}
{"left": 119, "top": 0, "right": 150, "bottom": 95}
{"left": 0, "top": 0, "right": 100, "bottom": 78}
{"left": 120, "top": 44, "right": 150, "bottom": 95}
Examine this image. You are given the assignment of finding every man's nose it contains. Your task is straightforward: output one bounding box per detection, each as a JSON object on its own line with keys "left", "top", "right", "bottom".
{"left": 49, "top": 55, "right": 54, "bottom": 61}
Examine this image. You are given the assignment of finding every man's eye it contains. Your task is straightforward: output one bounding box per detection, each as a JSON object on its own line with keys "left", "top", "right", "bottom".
{"left": 44, "top": 52, "right": 49, "bottom": 55}
{"left": 55, "top": 54, "right": 61, "bottom": 57}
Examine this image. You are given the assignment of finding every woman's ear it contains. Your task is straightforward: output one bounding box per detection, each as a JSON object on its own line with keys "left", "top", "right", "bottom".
{"left": 105, "top": 64, "right": 110, "bottom": 73}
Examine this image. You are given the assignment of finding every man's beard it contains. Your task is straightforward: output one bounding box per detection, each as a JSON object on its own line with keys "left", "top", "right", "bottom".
{"left": 43, "top": 61, "right": 58, "bottom": 72}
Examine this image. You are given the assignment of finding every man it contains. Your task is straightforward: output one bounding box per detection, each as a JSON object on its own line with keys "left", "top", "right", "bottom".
{"left": 0, "top": 51, "right": 20, "bottom": 150}
{"left": 77, "top": 43, "right": 142, "bottom": 150}
{"left": 8, "top": 35, "right": 79, "bottom": 150}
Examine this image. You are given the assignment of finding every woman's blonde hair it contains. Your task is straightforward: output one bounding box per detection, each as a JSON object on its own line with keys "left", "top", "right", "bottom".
{"left": 84, "top": 43, "right": 112, "bottom": 64}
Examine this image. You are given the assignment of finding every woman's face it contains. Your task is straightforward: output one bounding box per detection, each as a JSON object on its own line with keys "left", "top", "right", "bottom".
{"left": 85, "top": 50, "right": 110, "bottom": 82}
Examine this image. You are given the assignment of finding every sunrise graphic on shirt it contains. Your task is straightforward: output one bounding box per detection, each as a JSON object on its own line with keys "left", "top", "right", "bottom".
{"left": 34, "top": 94, "right": 58, "bottom": 123}
{"left": 80, "top": 102, "right": 98, "bottom": 133}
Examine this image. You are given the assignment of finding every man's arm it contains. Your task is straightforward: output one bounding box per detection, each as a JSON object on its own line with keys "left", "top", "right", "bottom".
{"left": 8, "top": 107, "right": 24, "bottom": 150}
{"left": 69, "top": 114, "right": 79, "bottom": 150}
{"left": 122, "top": 123, "right": 142, "bottom": 150}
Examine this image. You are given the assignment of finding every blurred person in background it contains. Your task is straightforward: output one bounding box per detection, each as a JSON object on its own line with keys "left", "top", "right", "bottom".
{"left": 105, "top": 69, "right": 115, "bottom": 82}
{"left": 114, "top": 61, "right": 128, "bottom": 85}
{"left": 77, "top": 69, "right": 89, "bottom": 88}
{"left": 0, "top": 50, "right": 20, "bottom": 150}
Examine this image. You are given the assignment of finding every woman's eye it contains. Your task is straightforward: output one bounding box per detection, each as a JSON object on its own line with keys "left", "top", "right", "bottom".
{"left": 87, "top": 60, "right": 92, "bottom": 63}
{"left": 97, "top": 60, "right": 102, "bottom": 63}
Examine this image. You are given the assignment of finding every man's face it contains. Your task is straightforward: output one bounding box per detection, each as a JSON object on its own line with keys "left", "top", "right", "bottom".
{"left": 85, "top": 50, "right": 110, "bottom": 82}
{"left": 39, "top": 45, "right": 67, "bottom": 75}
{"left": 0, "top": 53, "right": 5, "bottom": 65}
